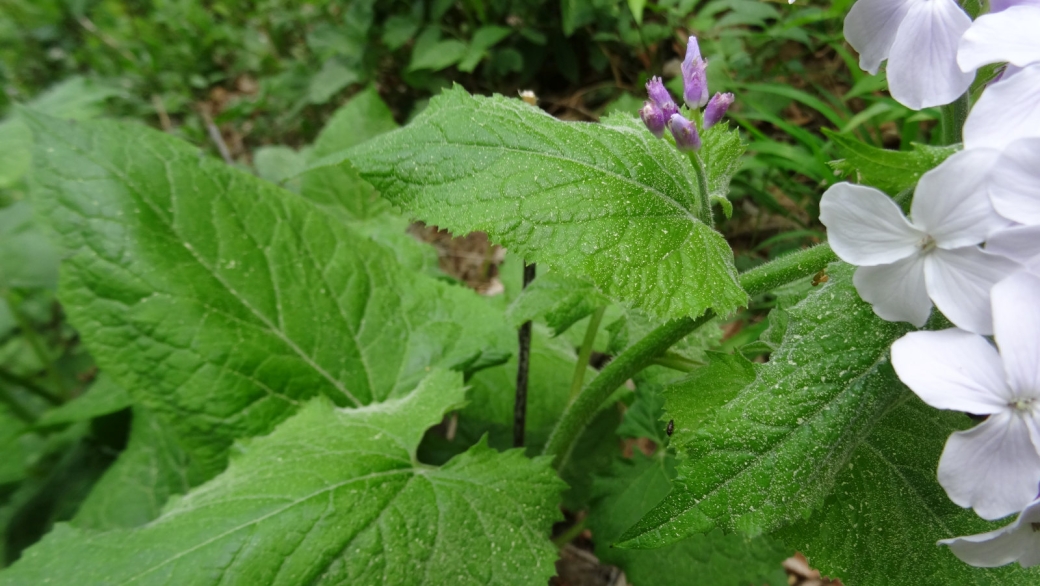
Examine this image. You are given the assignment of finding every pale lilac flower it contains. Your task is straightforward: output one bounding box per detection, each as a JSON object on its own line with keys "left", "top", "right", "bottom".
{"left": 988, "top": 225, "right": 1040, "bottom": 272}
{"left": 819, "top": 150, "right": 1016, "bottom": 333}
{"left": 940, "top": 497, "right": 1040, "bottom": 568}
{"left": 844, "top": 0, "right": 974, "bottom": 109}
{"left": 891, "top": 271, "right": 1040, "bottom": 520}
{"left": 958, "top": 6, "right": 1040, "bottom": 150}
{"left": 667, "top": 113, "right": 701, "bottom": 151}
{"left": 681, "top": 36, "right": 709, "bottom": 109}
{"left": 646, "top": 76, "right": 679, "bottom": 120}
{"left": 640, "top": 101, "right": 667, "bottom": 138}
{"left": 981, "top": 138, "right": 1040, "bottom": 225}
{"left": 990, "top": 0, "right": 1040, "bottom": 12}
{"left": 703, "top": 92, "right": 734, "bottom": 129}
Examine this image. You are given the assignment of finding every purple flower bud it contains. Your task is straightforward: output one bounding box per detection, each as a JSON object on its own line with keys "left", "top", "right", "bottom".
{"left": 681, "top": 36, "right": 709, "bottom": 109}
{"left": 646, "top": 76, "right": 679, "bottom": 120}
{"left": 703, "top": 92, "right": 734, "bottom": 129}
{"left": 640, "top": 101, "right": 667, "bottom": 138}
{"left": 667, "top": 113, "right": 701, "bottom": 152}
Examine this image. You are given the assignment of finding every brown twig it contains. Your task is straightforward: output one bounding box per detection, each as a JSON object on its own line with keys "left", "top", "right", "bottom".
{"left": 198, "top": 105, "right": 233, "bottom": 164}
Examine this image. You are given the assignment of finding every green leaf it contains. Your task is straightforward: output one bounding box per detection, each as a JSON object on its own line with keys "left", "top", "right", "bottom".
{"left": 253, "top": 146, "right": 308, "bottom": 187}
{"left": 699, "top": 119, "right": 746, "bottom": 215}
{"left": 778, "top": 398, "right": 1040, "bottom": 585}
{"left": 346, "top": 87, "right": 747, "bottom": 320}
{"left": 607, "top": 308, "right": 722, "bottom": 365}
{"left": 408, "top": 30, "right": 467, "bottom": 72}
{"left": 458, "top": 26, "right": 512, "bottom": 73}
{"left": 617, "top": 263, "right": 915, "bottom": 548}
{"left": 312, "top": 86, "right": 399, "bottom": 159}
{"left": 0, "top": 201, "right": 60, "bottom": 289}
{"left": 825, "top": 129, "right": 958, "bottom": 195}
{"left": 26, "top": 112, "right": 507, "bottom": 480}
{"left": 307, "top": 58, "right": 360, "bottom": 104}
{"left": 662, "top": 352, "right": 755, "bottom": 437}
{"left": 71, "top": 406, "right": 191, "bottom": 530}
{"left": 0, "top": 406, "right": 29, "bottom": 485}
{"left": 36, "top": 374, "right": 131, "bottom": 427}
{"left": 2, "top": 370, "right": 565, "bottom": 585}
{"left": 505, "top": 272, "right": 610, "bottom": 335}
{"left": 616, "top": 386, "right": 667, "bottom": 444}
{"left": 589, "top": 453, "right": 790, "bottom": 586}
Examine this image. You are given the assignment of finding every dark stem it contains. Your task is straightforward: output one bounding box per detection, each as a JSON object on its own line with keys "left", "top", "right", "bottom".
{"left": 0, "top": 368, "right": 63, "bottom": 405}
{"left": 513, "top": 261, "right": 537, "bottom": 448}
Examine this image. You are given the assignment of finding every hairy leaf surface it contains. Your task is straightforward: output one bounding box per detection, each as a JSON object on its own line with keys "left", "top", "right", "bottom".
{"left": 505, "top": 272, "right": 610, "bottom": 335}
{"left": 617, "top": 262, "right": 914, "bottom": 547}
{"left": 345, "top": 87, "right": 746, "bottom": 320}
{"left": 2, "top": 371, "right": 565, "bottom": 585}
{"left": 26, "top": 112, "right": 506, "bottom": 479}
{"left": 826, "top": 130, "right": 957, "bottom": 196}
{"left": 778, "top": 398, "right": 1040, "bottom": 585}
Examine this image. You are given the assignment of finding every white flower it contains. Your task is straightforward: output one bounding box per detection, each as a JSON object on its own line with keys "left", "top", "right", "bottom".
{"left": 988, "top": 224, "right": 1040, "bottom": 271}
{"left": 819, "top": 150, "right": 1016, "bottom": 334}
{"left": 844, "top": 0, "right": 974, "bottom": 109}
{"left": 982, "top": 138, "right": 1040, "bottom": 225}
{"left": 891, "top": 271, "right": 1040, "bottom": 520}
{"left": 939, "top": 497, "right": 1040, "bottom": 568}
{"left": 958, "top": 6, "right": 1040, "bottom": 150}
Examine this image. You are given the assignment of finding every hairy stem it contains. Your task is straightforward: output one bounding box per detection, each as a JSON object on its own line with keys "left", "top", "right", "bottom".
{"left": 689, "top": 151, "right": 714, "bottom": 227}
{"left": 569, "top": 306, "right": 606, "bottom": 401}
{"left": 651, "top": 353, "right": 703, "bottom": 373}
{"left": 543, "top": 243, "right": 837, "bottom": 468}
{"left": 514, "top": 261, "right": 537, "bottom": 448}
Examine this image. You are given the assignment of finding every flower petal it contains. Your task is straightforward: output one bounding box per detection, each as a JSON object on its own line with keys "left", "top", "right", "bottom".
{"left": 911, "top": 149, "right": 1009, "bottom": 246}
{"left": 853, "top": 255, "right": 932, "bottom": 326}
{"left": 988, "top": 138, "right": 1040, "bottom": 226}
{"left": 844, "top": 0, "right": 914, "bottom": 74}
{"left": 939, "top": 410, "right": 1040, "bottom": 520}
{"left": 964, "top": 64, "right": 1040, "bottom": 150}
{"left": 892, "top": 329, "right": 1012, "bottom": 413}
{"left": 986, "top": 225, "right": 1040, "bottom": 270}
{"left": 925, "top": 247, "right": 1021, "bottom": 335}
{"left": 820, "top": 183, "right": 924, "bottom": 265}
{"left": 887, "top": 0, "right": 974, "bottom": 109}
{"left": 958, "top": 6, "right": 1040, "bottom": 72}
{"left": 939, "top": 499, "right": 1040, "bottom": 567}
{"left": 992, "top": 271, "right": 1040, "bottom": 398}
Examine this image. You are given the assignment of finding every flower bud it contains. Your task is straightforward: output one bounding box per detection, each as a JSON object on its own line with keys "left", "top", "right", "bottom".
{"left": 681, "top": 36, "right": 709, "bottom": 109}
{"left": 703, "top": 92, "right": 734, "bottom": 129}
{"left": 667, "top": 113, "right": 701, "bottom": 151}
{"left": 646, "top": 76, "right": 679, "bottom": 120}
{"left": 639, "top": 101, "right": 667, "bottom": 138}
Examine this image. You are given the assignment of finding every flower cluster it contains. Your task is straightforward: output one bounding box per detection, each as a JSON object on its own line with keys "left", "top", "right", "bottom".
{"left": 639, "top": 37, "right": 734, "bottom": 150}
{"left": 824, "top": 2, "right": 1040, "bottom": 568}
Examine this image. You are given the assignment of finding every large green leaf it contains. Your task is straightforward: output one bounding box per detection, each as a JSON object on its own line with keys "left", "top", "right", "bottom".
{"left": 589, "top": 452, "right": 790, "bottom": 586}
{"left": 0, "top": 201, "right": 60, "bottom": 289}
{"left": 71, "top": 407, "right": 191, "bottom": 530}
{"left": 344, "top": 87, "right": 747, "bottom": 320}
{"left": 777, "top": 398, "right": 1040, "bottom": 585}
{"left": 36, "top": 374, "right": 131, "bottom": 427}
{"left": 825, "top": 130, "right": 957, "bottom": 196}
{"left": 25, "top": 111, "right": 506, "bottom": 481}
{"left": 1, "top": 370, "right": 565, "bottom": 585}
{"left": 617, "top": 262, "right": 915, "bottom": 547}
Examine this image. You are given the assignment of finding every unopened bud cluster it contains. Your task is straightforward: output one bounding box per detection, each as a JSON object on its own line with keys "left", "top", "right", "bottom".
{"left": 640, "top": 37, "right": 733, "bottom": 151}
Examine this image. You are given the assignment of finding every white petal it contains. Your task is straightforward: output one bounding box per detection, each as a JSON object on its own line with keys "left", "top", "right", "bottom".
{"left": 911, "top": 149, "right": 1008, "bottom": 246}
{"left": 940, "top": 498, "right": 1040, "bottom": 568}
{"left": 844, "top": 0, "right": 914, "bottom": 74}
{"left": 964, "top": 64, "right": 1040, "bottom": 150}
{"left": 853, "top": 255, "right": 932, "bottom": 326}
{"left": 820, "top": 183, "right": 923, "bottom": 265}
{"left": 892, "top": 329, "right": 1012, "bottom": 413}
{"left": 887, "top": 0, "right": 974, "bottom": 109}
{"left": 986, "top": 225, "right": 1040, "bottom": 266}
{"left": 939, "top": 410, "right": 1040, "bottom": 520}
{"left": 989, "top": 138, "right": 1040, "bottom": 226}
{"left": 990, "top": 0, "right": 1040, "bottom": 12}
{"left": 925, "top": 247, "right": 1021, "bottom": 335}
{"left": 992, "top": 272, "right": 1040, "bottom": 398}
{"left": 958, "top": 6, "right": 1040, "bottom": 72}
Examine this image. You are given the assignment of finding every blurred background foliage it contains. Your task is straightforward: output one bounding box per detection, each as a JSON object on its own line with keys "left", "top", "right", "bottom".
{"left": 0, "top": 0, "right": 947, "bottom": 571}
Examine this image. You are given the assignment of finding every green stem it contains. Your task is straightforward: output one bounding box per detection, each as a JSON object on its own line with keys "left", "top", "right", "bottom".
{"left": 651, "top": 353, "right": 703, "bottom": 373}
{"left": 940, "top": 92, "right": 970, "bottom": 146}
{"left": 569, "top": 306, "right": 606, "bottom": 401}
{"left": 0, "top": 384, "right": 37, "bottom": 423}
{"left": 542, "top": 243, "right": 838, "bottom": 469}
{"left": 689, "top": 151, "right": 714, "bottom": 227}
{"left": 552, "top": 517, "right": 588, "bottom": 549}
